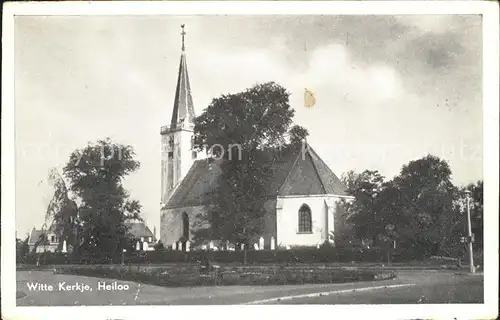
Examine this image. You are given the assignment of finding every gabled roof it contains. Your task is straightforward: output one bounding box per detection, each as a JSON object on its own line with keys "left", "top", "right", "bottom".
{"left": 28, "top": 229, "right": 44, "bottom": 245}
{"left": 125, "top": 222, "right": 154, "bottom": 238}
{"left": 307, "top": 145, "right": 349, "bottom": 195}
{"left": 28, "top": 229, "right": 57, "bottom": 245}
{"left": 164, "top": 142, "right": 348, "bottom": 209}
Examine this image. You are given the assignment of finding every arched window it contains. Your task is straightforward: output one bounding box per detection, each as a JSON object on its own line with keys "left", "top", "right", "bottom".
{"left": 298, "top": 204, "right": 312, "bottom": 233}
{"left": 182, "top": 212, "right": 189, "bottom": 239}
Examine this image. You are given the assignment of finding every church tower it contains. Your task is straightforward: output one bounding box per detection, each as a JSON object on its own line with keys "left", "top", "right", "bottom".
{"left": 160, "top": 25, "right": 198, "bottom": 206}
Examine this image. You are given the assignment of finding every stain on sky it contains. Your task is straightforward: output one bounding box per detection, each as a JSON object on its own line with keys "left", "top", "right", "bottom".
{"left": 409, "top": 32, "right": 465, "bottom": 69}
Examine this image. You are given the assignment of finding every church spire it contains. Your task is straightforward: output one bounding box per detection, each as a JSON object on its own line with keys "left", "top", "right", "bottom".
{"left": 170, "top": 24, "right": 195, "bottom": 131}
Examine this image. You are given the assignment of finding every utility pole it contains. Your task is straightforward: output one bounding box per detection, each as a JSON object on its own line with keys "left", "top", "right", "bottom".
{"left": 465, "top": 190, "right": 475, "bottom": 273}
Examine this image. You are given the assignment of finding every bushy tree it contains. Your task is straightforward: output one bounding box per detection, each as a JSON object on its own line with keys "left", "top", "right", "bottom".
{"left": 16, "top": 235, "right": 30, "bottom": 260}
{"left": 448, "top": 180, "right": 483, "bottom": 256}
{"left": 468, "top": 180, "right": 484, "bottom": 251}
{"left": 154, "top": 240, "right": 165, "bottom": 252}
{"left": 192, "top": 82, "right": 306, "bottom": 251}
{"left": 288, "top": 125, "right": 309, "bottom": 145}
{"left": 62, "top": 138, "right": 143, "bottom": 262}
{"left": 340, "top": 155, "right": 470, "bottom": 260}
{"left": 391, "top": 155, "right": 456, "bottom": 257}
{"left": 341, "top": 170, "right": 386, "bottom": 244}
{"left": 193, "top": 82, "right": 295, "bottom": 152}
{"left": 45, "top": 168, "right": 79, "bottom": 250}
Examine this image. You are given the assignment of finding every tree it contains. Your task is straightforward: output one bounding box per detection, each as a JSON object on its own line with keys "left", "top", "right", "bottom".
{"left": 374, "top": 181, "right": 402, "bottom": 246}
{"left": 468, "top": 180, "right": 484, "bottom": 251}
{"left": 449, "top": 180, "right": 483, "bottom": 256}
{"left": 16, "top": 235, "right": 30, "bottom": 260}
{"left": 193, "top": 82, "right": 295, "bottom": 153}
{"left": 192, "top": 82, "right": 303, "bottom": 251}
{"left": 340, "top": 170, "right": 386, "bottom": 245}
{"left": 154, "top": 240, "right": 165, "bottom": 252}
{"left": 45, "top": 168, "right": 79, "bottom": 250}
{"left": 199, "top": 151, "right": 274, "bottom": 246}
{"left": 288, "top": 125, "right": 309, "bottom": 145}
{"left": 340, "top": 155, "right": 461, "bottom": 260}
{"left": 390, "top": 155, "right": 456, "bottom": 258}
{"left": 62, "top": 138, "right": 143, "bottom": 262}
{"left": 333, "top": 199, "right": 356, "bottom": 246}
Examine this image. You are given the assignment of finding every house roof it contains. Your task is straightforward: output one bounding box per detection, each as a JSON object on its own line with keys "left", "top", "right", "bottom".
{"left": 164, "top": 142, "right": 348, "bottom": 209}
{"left": 125, "top": 222, "right": 154, "bottom": 238}
{"left": 28, "top": 229, "right": 56, "bottom": 245}
{"left": 28, "top": 229, "right": 44, "bottom": 245}
{"left": 29, "top": 223, "right": 155, "bottom": 244}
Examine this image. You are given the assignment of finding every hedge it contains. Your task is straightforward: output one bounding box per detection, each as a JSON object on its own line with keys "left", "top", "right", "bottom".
{"left": 19, "top": 247, "right": 398, "bottom": 265}
{"left": 18, "top": 246, "right": 452, "bottom": 266}
{"left": 53, "top": 264, "right": 397, "bottom": 287}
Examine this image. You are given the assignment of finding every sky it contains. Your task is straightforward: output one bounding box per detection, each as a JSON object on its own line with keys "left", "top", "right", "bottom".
{"left": 14, "top": 15, "right": 483, "bottom": 237}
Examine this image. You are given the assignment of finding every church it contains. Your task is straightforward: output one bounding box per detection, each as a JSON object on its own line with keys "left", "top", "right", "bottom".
{"left": 160, "top": 26, "right": 353, "bottom": 249}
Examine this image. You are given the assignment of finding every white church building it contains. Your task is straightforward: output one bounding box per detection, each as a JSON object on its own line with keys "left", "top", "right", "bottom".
{"left": 160, "top": 26, "right": 353, "bottom": 249}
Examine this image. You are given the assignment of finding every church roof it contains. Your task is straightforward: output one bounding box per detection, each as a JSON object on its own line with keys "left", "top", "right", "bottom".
{"left": 125, "top": 222, "right": 154, "bottom": 239}
{"left": 307, "top": 145, "right": 349, "bottom": 195}
{"left": 163, "top": 143, "right": 349, "bottom": 209}
{"left": 170, "top": 25, "right": 195, "bottom": 131}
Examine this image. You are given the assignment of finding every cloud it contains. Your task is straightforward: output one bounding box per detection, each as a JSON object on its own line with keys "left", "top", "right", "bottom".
{"left": 191, "top": 41, "right": 404, "bottom": 112}
{"left": 395, "top": 15, "right": 456, "bottom": 34}
{"left": 403, "top": 31, "right": 465, "bottom": 70}
{"left": 302, "top": 44, "right": 403, "bottom": 104}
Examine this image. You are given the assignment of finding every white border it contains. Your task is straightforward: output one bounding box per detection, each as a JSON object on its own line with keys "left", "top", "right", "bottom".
{"left": 1, "top": 1, "right": 496, "bottom": 15}
{"left": 2, "top": 2, "right": 498, "bottom": 320}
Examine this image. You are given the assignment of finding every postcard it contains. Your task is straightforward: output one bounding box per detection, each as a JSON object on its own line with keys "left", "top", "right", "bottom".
{"left": 2, "top": 1, "right": 498, "bottom": 320}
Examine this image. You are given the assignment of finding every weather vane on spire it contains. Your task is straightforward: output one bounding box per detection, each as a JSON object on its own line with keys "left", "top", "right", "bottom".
{"left": 181, "top": 24, "right": 186, "bottom": 51}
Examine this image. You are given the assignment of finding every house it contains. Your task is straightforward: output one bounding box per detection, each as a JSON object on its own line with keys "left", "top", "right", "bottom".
{"left": 125, "top": 222, "right": 156, "bottom": 251}
{"left": 28, "top": 226, "right": 60, "bottom": 253}
{"left": 159, "top": 26, "right": 353, "bottom": 248}
{"left": 28, "top": 221, "right": 157, "bottom": 253}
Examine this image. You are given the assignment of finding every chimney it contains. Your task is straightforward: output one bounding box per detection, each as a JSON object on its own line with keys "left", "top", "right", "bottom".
{"left": 153, "top": 226, "right": 157, "bottom": 242}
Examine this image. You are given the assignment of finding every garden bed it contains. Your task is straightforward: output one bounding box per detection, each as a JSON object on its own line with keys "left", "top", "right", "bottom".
{"left": 53, "top": 265, "right": 397, "bottom": 287}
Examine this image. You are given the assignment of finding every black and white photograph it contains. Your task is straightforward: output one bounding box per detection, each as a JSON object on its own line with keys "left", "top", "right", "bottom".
{"left": 2, "top": 1, "right": 498, "bottom": 320}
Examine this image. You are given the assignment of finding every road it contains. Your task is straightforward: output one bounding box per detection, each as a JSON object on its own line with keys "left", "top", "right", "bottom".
{"left": 16, "top": 269, "right": 483, "bottom": 306}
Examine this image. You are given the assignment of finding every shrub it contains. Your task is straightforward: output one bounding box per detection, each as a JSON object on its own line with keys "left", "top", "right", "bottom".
{"left": 154, "top": 241, "right": 165, "bottom": 252}
{"left": 20, "top": 246, "right": 403, "bottom": 265}
{"left": 319, "top": 240, "right": 335, "bottom": 250}
{"left": 53, "top": 265, "right": 396, "bottom": 287}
